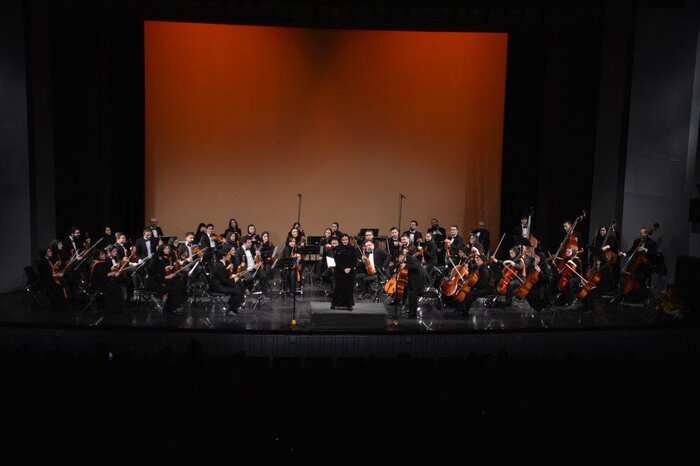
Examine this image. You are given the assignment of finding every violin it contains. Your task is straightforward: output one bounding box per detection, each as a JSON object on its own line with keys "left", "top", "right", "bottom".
{"left": 210, "top": 234, "right": 227, "bottom": 245}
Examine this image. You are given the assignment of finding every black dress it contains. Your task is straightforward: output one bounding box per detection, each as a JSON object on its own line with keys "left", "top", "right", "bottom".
{"left": 332, "top": 245, "right": 357, "bottom": 309}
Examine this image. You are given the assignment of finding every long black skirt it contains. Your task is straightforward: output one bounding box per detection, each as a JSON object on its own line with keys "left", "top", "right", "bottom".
{"left": 332, "top": 269, "right": 355, "bottom": 308}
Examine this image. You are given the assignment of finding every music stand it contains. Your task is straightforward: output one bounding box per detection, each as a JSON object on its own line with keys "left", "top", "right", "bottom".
{"left": 270, "top": 257, "right": 300, "bottom": 325}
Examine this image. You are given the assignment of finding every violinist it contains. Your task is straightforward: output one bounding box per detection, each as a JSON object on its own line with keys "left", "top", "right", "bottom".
{"left": 444, "top": 225, "right": 465, "bottom": 259}
{"left": 280, "top": 237, "right": 302, "bottom": 292}
{"left": 421, "top": 231, "right": 438, "bottom": 277}
{"left": 90, "top": 248, "right": 125, "bottom": 314}
{"left": 403, "top": 220, "right": 423, "bottom": 246}
{"left": 355, "top": 239, "right": 388, "bottom": 297}
{"left": 427, "top": 218, "right": 447, "bottom": 265}
{"left": 49, "top": 239, "right": 64, "bottom": 266}
{"left": 259, "top": 231, "right": 276, "bottom": 275}
{"left": 148, "top": 217, "right": 164, "bottom": 240}
{"left": 388, "top": 234, "right": 412, "bottom": 278}
{"left": 466, "top": 234, "right": 485, "bottom": 258}
{"left": 147, "top": 244, "right": 186, "bottom": 315}
{"left": 319, "top": 228, "right": 333, "bottom": 254}
{"left": 61, "top": 226, "right": 83, "bottom": 263}
{"left": 178, "top": 232, "right": 198, "bottom": 260}
{"left": 236, "top": 237, "right": 268, "bottom": 292}
{"left": 331, "top": 234, "right": 358, "bottom": 310}
{"left": 557, "top": 247, "right": 583, "bottom": 306}
{"left": 194, "top": 222, "right": 207, "bottom": 245}
{"left": 457, "top": 253, "right": 493, "bottom": 316}
{"left": 320, "top": 236, "right": 339, "bottom": 291}
{"left": 106, "top": 244, "right": 134, "bottom": 296}
{"left": 135, "top": 228, "right": 157, "bottom": 260}
{"left": 37, "top": 247, "right": 67, "bottom": 310}
{"left": 224, "top": 218, "right": 242, "bottom": 239}
{"left": 472, "top": 221, "right": 491, "bottom": 252}
{"left": 199, "top": 224, "right": 218, "bottom": 254}
{"left": 288, "top": 227, "right": 305, "bottom": 249}
{"left": 244, "top": 224, "right": 261, "bottom": 247}
{"left": 113, "top": 233, "right": 130, "bottom": 260}
{"left": 210, "top": 248, "right": 244, "bottom": 316}
{"left": 224, "top": 231, "right": 241, "bottom": 251}
{"left": 288, "top": 222, "right": 306, "bottom": 242}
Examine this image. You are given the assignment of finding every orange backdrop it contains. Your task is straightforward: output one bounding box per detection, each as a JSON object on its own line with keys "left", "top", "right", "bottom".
{"left": 145, "top": 21, "right": 507, "bottom": 245}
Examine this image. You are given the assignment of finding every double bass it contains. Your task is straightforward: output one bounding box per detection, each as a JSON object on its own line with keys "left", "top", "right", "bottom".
{"left": 552, "top": 210, "right": 587, "bottom": 272}
{"left": 601, "top": 219, "right": 618, "bottom": 265}
{"left": 619, "top": 223, "right": 659, "bottom": 296}
{"left": 526, "top": 206, "right": 539, "bottom": 248}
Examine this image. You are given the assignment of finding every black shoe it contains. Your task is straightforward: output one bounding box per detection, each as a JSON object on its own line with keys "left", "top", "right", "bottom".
{"left": 330, "top": 305, "right": 335, "bottom": 310}
{"left": 348, "top": 307, "right": 353, "bottom": 311}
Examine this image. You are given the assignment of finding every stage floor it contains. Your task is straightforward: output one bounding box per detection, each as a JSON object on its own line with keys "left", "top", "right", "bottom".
{"left": 0, "top": 282, "right": 671, "bottom": 333}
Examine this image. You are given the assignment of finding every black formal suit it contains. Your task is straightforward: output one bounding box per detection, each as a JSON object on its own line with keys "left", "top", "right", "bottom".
{"left": 90, "top": 260, "right": 124, "bottom": 313}
{"left": 403, "top": 229, "right": 423, "bottom": 246}
{"left": 61, "top": 236, "right": 82, "bottom": 262}
{"left": 135, "top": 236, "right": 157, "bottom": 259}
{"left": 422, "top": 240, "right": 437, "bottom": 267}
{"left": 149, "top": 226, "right": 164, "bottom": 239}
{"left": 472, "top": 228, "right": 490, "bottom": 252}
{"left": 446, "top": 234, "right": 464, "bottom": 259}
{"left": 626, "top": 237, "right": 657, "bottom": 256}
{"left": 405, "top": 253, "right": 429, "bottom": 316}
{"left": 513, "top": 224, "right": 531, "bottom": 247}
{"left": 210, "top": 259, "right": 244, "bottom": 310}
{"left": 356, "top": 247, "right": 388, "bottom": 294}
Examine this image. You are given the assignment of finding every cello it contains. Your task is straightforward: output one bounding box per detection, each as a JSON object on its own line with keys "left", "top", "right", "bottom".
{"left": 619, "top": 223, "right": 659, "bottom": 296}
{"left": 514, "top": 251, "right": 541, "bottom": 299}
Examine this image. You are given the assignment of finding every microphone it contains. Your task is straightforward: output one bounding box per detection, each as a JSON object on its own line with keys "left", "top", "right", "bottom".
{"left": 400, "top": 193, "right": 406, "bottom": 199}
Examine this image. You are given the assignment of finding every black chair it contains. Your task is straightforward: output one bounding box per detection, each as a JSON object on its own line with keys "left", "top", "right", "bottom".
{"left": 24, "top": 266, "right": 48, "bottom": 308}
{"left": 200, "top": 270, "right": 230, "bottom": 314}
{"left": 132, "top": 272, "right": 164, "bottom": 312}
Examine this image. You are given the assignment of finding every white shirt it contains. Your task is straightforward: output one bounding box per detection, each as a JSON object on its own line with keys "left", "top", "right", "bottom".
{"left": 145, "top": 238, "right": 152, "bottom": 256}
{"left": 244, "top": 248, "right": 254, "bottom": 271}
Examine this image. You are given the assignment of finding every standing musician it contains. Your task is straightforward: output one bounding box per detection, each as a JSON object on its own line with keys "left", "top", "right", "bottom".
{"left": 320, "top": 236, "right": 339, "bottom": 292}
{"left": 444, "top": 225, "right": 465, "bottom": 259}
{"left": 387, "top": 227, "right": 402, "bottom": 260}
{"left": 90, "top": 248, "right": 125, "bottom": 314}
{"left": 427, "top": 218, "right": 447, "bottom": 265}
{"left": 331, "top": 234, "right": 358, "bottom": 310}
{"left": 562, "top": 219, "right": 584, "bottom": 255}
{"left": 147, "top": 243, "right": 187, "bottom": 315}
{"left": 211, "top": 248, "right": 245, "bottom": 316}
{"left": 472, "top": 221, "right": 491, "bottom": 253}
{"left": 244, "top": 224, "right": 262, "bottom": 247}
{"left": 194, "top": 223, "right": 207, "bottom": 245}
{"left": 200, "top": 224, "right": 218, "bottom": 250}
{"left": 457, "top": 253, "right": 493, "bottom": 315}
{"left": 355, "top": 239, "right": 388, "bottom": 297}
{"left": 235, "top": 237, "right": 268, "bottom": 292}
{"left": 37, "top": 247, "right": 67, "bottom": 310}
{"left": 399, "top": 246, "right": 429, "bottom": 318}
{"left": 513, "top": 215, "right": 532, "bottom": 247}
{"left": 421, "top": 231, "right": 438, "bottom": 277}
{"left": 148, "top": 217, "right": 164, "bottom": 241}
{"left": 113, "top": 232, "right": 131, "bottom": 260}
{"left": 61, "top": 226, "right": 84, "bottom": 263}
{"left": 135, "top": 228, "right": 157, "bottom": 260}
{"left": 101, "top": 226, "right": 114, "bottom": 246}
{"left": 620, "top": 227, "right": 657, "bottom": 259}
{"left": 403, "top": 220, "right": 423, "bottom": 246}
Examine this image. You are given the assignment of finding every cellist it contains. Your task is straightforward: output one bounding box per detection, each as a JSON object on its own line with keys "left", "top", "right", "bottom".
{"left": 501, "top": 246, "right": 526, "bottom": 307}
{"left": 37, "top": 247, "right": 68, "bottom": 310}
{"left": 590, "top": 224, "right": 618, "bottom": 290}
{"left": 619, "top": 227, "right": 658, "bottom": 291}
{"left": 355, "top": 239, "right": 388, "bottom": 297}
{"left": 557, "top": 247, "right": 583, "bottom": 306}
{"left": 457, "top": 253, "right": 493, "bottom": 316}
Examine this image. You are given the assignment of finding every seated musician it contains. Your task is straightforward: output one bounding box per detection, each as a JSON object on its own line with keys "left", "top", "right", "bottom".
{"left": 259, "top": 231, "right": 276, "bottom": 276}
{"left": 37, "top": 247, "right": 67, "bottom": 310}
{"left": 620, "top": 227, "right": 657, "bottom": 258}
{"left": 235, "top": 237, "right": 269, "bottom": 293}
{"left": 210, "top": 248, "right": 245, "bottom": 316}
{"left": 362, "top": 229, "right": 382, "bottom": 250}
{"left": 444, "top": 225, "right": 465, "bottom": 260}
{"left": 355, "top": 240, "right": 388, "bottom": 297}
{"left": 472, "top": 221, "right": 491, "bottom": 252}
{"left": 288, "top": 223, "right": 306, "bottom": 243}
{"left": 90, "top": 248, "right": 125, "bottom": 314}
{"left": 280, "top": 237, "right": 303, "bottom": 292}
{"left": 105, "top": 245, "right": 133, "bottom": 301}
{"left": 458, "top": 253, "right": 493, "bottom": 315}
{"left": 320, "top": 236, "right": 339, "bottom": 292}
{"left": 387, "top": 227, "right": 402, "bottom": 260}
{"left": 244, "top": 224, "right": 261, "bottom": 246}
{"left": 135, "top": 228, "right": 157, "bottom": 260}
{"left": 146, "top": 244, "right": 187, "bottom": 315}
{"left": 225, "top": 231, "right": 241, "bottom": 251}
{"left": 557, "top": 247, "right": 583, "bottom": 306}
{"left": 330, "top": 222, "right": 343, "bottom": 240}
{"left": 502, "top": 246, "right": 526, "bottom": 307}
{"left": 590, "top": 225, "right": 618, "bottom": 290}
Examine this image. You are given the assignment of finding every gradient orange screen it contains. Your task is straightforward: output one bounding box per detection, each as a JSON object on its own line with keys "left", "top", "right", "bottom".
{"left": 145, "top": 21, "right": 507, "bottom": 243}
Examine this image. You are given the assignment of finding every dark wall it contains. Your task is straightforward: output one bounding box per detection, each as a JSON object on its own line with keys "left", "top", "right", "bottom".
{"left": 0, "top": 0, "right": 32, "bottom": 292}
{"left": 499, "top": 18, "right": 604, "bottom": 254}
{"left": 50, "top": 4, "right": 145, "bottom": 243}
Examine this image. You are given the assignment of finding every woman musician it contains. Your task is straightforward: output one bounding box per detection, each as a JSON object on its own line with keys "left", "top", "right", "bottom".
{"left": 147, "top": 244, "right": 187, "bottom": 315}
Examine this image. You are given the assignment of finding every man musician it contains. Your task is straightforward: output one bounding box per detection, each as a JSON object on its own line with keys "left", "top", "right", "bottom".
{"left": 355, "top": 239, "right": 388, "bottom": 297}
{"left": 235, "top": 237, "right": 269, "bottom": 293}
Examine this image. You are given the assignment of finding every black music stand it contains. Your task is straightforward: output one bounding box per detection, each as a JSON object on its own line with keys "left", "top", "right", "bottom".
{"left": 271, "top": 257, "right": 300, "bottom": 325}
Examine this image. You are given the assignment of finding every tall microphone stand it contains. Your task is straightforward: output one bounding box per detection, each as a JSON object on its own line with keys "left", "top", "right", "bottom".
{"left": 398, "top": 193, "right": 406, "bottom": 234}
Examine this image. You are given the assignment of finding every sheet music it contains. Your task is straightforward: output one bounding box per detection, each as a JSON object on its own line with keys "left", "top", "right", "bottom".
{"left": 326, "top": 256, "right": 336, "bottom": 268}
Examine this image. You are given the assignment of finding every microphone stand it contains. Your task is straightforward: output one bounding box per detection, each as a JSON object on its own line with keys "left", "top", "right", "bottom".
{"left": 297, "top": 193, "right": 302, "bottom": 224}
{"left": 398, "top": 193, "right": 406, "bottom": 234}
